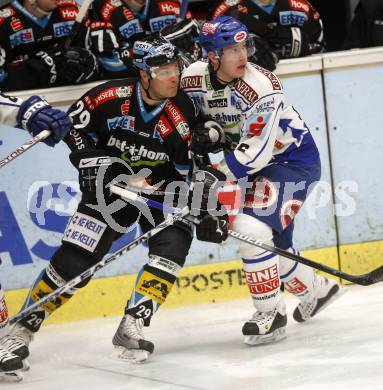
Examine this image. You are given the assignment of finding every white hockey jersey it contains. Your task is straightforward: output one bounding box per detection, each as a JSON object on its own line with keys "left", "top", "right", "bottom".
{"left": 0, "top": 93, "right": 22, "bottom": 127}
{"left": 181, "top": 61, "right": 319, "bottom": 179}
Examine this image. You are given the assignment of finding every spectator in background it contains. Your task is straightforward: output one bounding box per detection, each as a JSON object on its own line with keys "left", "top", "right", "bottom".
{"left": 344, "top": 0, "right": 383, "bottom": 49}
{"left": 208, "top": 0, "right": 324, "bottom": 63}
{"left": 88, "top": 0, "right": 192, "bottom": 79}
{"left": 0, "top": 0, "right": 98, "bottom": 91}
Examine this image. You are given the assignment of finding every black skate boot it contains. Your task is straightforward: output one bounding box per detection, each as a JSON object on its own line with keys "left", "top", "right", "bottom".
{"left": 242, "top": 300, "right": 287, "bottom": 345}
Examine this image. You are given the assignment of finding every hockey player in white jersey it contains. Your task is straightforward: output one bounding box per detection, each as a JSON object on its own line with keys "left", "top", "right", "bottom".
{"left": 0, "top": 92, "right": 71, "bottom": 380}
{"left": 182, "top": 16, "right": 345, "bottom": 346}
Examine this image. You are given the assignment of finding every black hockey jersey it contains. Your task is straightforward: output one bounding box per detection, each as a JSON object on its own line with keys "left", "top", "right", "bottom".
{"left": 88, "top": 0, "right": 191, "bottom": 78}
{"left": 66, "top": 78, "right": 197, "bottom": 186}
{"left": 0, "top": 0, "right": 88, "bottom": 90}
{"left": 208, "top": 0, "right": 324, "bottom": 56}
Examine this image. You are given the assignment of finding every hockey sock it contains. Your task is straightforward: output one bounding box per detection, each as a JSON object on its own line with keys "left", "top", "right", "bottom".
{"left": 19, "top": 265, "right": 77, "bottom": 332}
{"left": 0, "top": 286, "right": 10, "bottom": 339}
{"left": 125, "top": 255, "right": 181, "bottom": 326}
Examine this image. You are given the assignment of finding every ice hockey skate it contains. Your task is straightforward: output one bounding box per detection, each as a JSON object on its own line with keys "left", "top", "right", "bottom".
{"left": 0, "top": 323, "right": 33, "bottom": 369}
{"left": 293, "top": 276, "right": 346, "bottom": 323}
{"left": 0, "top": 345, "right": 23, "bottom": 382}
{"left": 112, "top": 315, "right": 154, "bottom": 363}
{"left": 242, "top": 300, "right": 287, "bottom": 346}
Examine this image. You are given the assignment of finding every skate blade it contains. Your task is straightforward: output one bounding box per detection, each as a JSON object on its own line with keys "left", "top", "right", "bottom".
{"left": 297, "top": 284, "right": 347, "bottom": 323}
{"left": 22, "top": 359, "right": 30, "bottom": 372}
{"left": 0, "top": 370, "right": 23, "bottom": 382}
{"left": 244, "top": 328, "right": 287, "bottom": 346}
{"left": 112, "top": 346, "right": 150, "bottom": 363}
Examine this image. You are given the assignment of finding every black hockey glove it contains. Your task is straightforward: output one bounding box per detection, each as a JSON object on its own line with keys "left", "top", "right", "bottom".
{"left": 188, "top": 165, "right": 226, "bottom": 215}
{"left": 69, "top": 149, "right": 112, "bottom": 201}
{"left": 160, "top": 18, "right": 202, "bottom": 62}
{"left": 266, "top": 26, "right": 311, "bottom": 59}
{"left": 196, "top": 213, "right": 228, "bottom": 244}
{"left": 34, "top": 45, "right": 98, "bottom": 85}
{"left": 249, "top": 35, "right": 279, "bottom": 71}
{"left": 191, "top": 121, "right": 225, "bottom": 154}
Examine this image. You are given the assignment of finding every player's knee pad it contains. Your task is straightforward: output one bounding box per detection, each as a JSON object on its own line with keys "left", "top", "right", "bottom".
{"left": 232, "top": 214, "right": 273, "bottom": 259}
{"left": 51, "top": 243, "right": 96, "bottom": 288}
{"left": 279, "top": 248, "right": 315, "bottom": 299}
{"left": 148, "top": 221, "right": 193, "bottom": 267}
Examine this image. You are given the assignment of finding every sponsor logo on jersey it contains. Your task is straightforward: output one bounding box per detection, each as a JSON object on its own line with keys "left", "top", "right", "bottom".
{"left": 234, "top": 31, "right": 247, "bottom": 43}
{"left": 90, "top": 21, "right": 113, "bottom": 30}
{"left": 107, "top": 115, "right": 135, "bottom": 132}
{"left": 181, "top": 75, "right": 203, "bottom": 89}
{"left": 274, "top": 139, "right": 284, "bottom": 149}
{"left": 245, "top": 264, "right": 280, "bottom": 295}
{"left": 280, "top": 10, "right": 307, "bottom": 27}
{"left": 211, "top": 112, "right": 241, "bottom": 126}
{"left": 280, "top": 199, "right": 303, "bottom": 229}
{"left": 164, "top": 100, "right": 190, "bottom": 140}
{"left": 59, "top": 7, "right": 78, "bottom": 20}
{"left": 248, "top": 115, "right": 267, "bottom": 137}
{"left": 10, "top": 17, "right": 22, "bottom": 32}
{"left": 284, "top": 277, "right": 308, "bottom": 295}
{"left": 208, "top": 98, "right": 228, "bottom": 108}
{"left": 93, "top": 86, "right": 133, "bottom": 107}
{"left": 235, "top": 79, "right": 259, "bottom": 104}
{"left": 156, "top": 115, "right": 173, "bottom": 138}
{"left": 150, "top": 15, "right": 176, "bottom": 32}
{"left": 121, "top": 99, "right": 130, "bottom": 115}
{"left": 107, "top": 135, "right": 169, "bottom": 163}
{"left": 101, "top": 0, "right": 122, "bottom": 21}
{"left": 119, "top": 19, "right": 143, "bottom": 39}
{"left": 123, "top": 8, "right": 135, "bottom": 20}
{"left": 53, "top": 21, "right": 74, "bottom": 38}
{"left": 255, "top": 97, "right": 275, "bottom": 113}
{"left": 9, "top": 28, "right": 34, "bottom": 48}
{"left": 252, "top": 64, "right": 282, "bottom": 90}
{"left": 212, "top": 89, "right": 225, "bottom": 98}
{"left": 288, "top": 0, "right": 310, "bottom": 16}
{"left": 57, "top": 0, "right": 77, "bottom": 6}
{"left": 158, "top": 1, "right": 180, "bottom": 15}
{"left": 0, "top": 7, "right": 15, "bottom": 19}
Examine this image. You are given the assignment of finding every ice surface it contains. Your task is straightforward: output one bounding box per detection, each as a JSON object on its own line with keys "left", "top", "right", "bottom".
{"left": 10, "top": 283, "right": 383, "bottom": 390}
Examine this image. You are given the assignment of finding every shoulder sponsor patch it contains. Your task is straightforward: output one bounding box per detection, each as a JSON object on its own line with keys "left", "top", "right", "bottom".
{"left": 53, "top": 21, "right": 74, "bottom": 37}
{"left": 158, "top": 1, "right": 180, "bottom": 15}
{"left": 10, "top": 17, "right": 22, "bottom": 32}
{"left": 101, "top": 0, "right": 122, "bottom": 21}
{"left": 59, "top": 6, "right": 78, "bottom": 20}
{"left": 165, "top": 100, "right": 190, "bottom": 140}
{"left": 181, "top": 75, "right": 203, "bottom": 89}
{"left": 9, "top": 28, "right": 33, "bottom": 48}
{"left": 119, "top": 19, "right": 143, "bottom": 39}
{"left": 156, "top": 114, "right": 174, "bottom": 138}
{"left": 92, "top": 85, "right": 133, "bottom": 108}
{"left": 235, "top": 78, "right": 259, "bottom": 104}
{"left": 288, "top": 0, "right": 310, "bottom": 16}
{"left": 252, "top": 64, "right": 282, "bottom": 90}
{"left": 0, "top": 6, "right": 15, "bottom": 19}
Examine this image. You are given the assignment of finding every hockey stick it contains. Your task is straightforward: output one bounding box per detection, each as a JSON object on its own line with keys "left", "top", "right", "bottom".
{"left": 9, "top": 205, "right": 189, "bottom": 324}
{"left": 0, "top": 130, "right": 50, "bottom": 169}
{"left": 64, "top": 0, "right": 92, "bottom": 50}
{"left": 179, "top": 0, "right": 189, "bottom": 19}
{"left": 110, "top": 184, "right": 383, "bottom": 286}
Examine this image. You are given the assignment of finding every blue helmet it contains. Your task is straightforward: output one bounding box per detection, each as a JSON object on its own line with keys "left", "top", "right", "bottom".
{"left": 199, "top": 16, "right": 249, "bottom": 54}
{"left": 133, "top": 36, "right": 179, "bottom": 73}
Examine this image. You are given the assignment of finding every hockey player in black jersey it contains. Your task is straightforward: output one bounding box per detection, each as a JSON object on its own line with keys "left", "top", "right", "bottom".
{"left": 0, "top": 0, "right": 98, "bottom": 91}
{"left": 208, "top": 0, "right": 324, "bottom": 60}
{"left": 88, "top": 0, "right": 193, "bottom": 79}
{"left": 2, "top": 36, "right": 227, "bottom": 365}
{"left": 0, "top": 91, "right": 71, "bottom": 381}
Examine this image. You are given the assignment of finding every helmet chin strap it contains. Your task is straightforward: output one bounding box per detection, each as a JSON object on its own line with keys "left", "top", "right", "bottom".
{"left": 143, "top": 77, "right": 165, "bottom": 102}
{"left": 29, "top": 0, "right": 51, "bottom": 16}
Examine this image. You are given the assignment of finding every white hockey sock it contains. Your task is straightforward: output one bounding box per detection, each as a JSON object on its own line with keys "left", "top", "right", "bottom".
{"left": 0, "top": 287, "right": 10, "bottom": 339}
{"left": 279, "top": 248, "right": 316, "bottom": 301}
{"left": 243, "top": 252, "right": 281, "bottom": 313}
